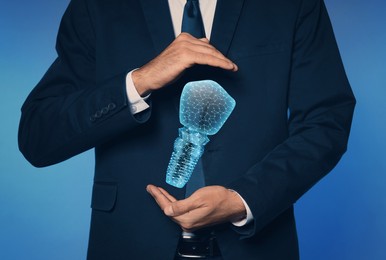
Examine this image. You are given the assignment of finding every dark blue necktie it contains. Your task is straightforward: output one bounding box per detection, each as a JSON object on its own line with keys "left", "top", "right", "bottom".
{"left": 181, "top": 0, "right": 206, "bottom": 196}
{"left": 185, "top": 158, "right": 205, "bottom": 197}
{"left": 181, "top": 0, "right": 206, "bottom": 38}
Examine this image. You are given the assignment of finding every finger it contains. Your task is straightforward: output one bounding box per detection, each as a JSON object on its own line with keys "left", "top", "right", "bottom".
{"left": 198, "top": 37, "right": 210, "bottom": 43}
{"left": 172, "top": 207, "right": 210, "bottom": 232}
{"left": 183, "top": 41, "right": 225, "bottom": 57}
{"left": 176, "top": 37, "right": 218, "bottom": 53}
{"left": 172, "top": 34, "right": 238, "bottom": 71}
{"left": 164, "top": 197, "right": 201, "bottom": 217}
{"left": 190, "top": 51, "right": 238, "bottom": 71}
{"left": 146, "top": 185, "right": 172, "bottom": 211}
{"left": 158, "top": 187, "right": 177, "bottom": 203}
{"left": 179, "top": 33, "right": 209, "bottom": 46}
{"left": 178, "top": 32, "right": 207, "bottom": 42}
{"left": 182, "top": 45, "right": 238, "bottom": 71}
{"left": 176, "top": 34, "right": 230, "bottom": 60}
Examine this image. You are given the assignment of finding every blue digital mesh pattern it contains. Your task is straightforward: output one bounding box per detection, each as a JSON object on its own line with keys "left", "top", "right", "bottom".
{"left": 166, "top": 80, "right": 236, "bottom": 188}
{"left": 180, "top": 80, "right": 236, "bottom": 135}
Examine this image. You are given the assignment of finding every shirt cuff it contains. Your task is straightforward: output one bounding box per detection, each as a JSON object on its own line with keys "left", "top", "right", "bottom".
{"left": 229, "top": 190, "right": 254, "bottom": 227}
{"left": 125, "top": 70, "right": 150, "bottom": 114}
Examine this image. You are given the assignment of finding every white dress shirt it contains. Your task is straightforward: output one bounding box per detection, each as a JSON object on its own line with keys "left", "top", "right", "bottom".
{"left": 125, "top": 0, "right": 253, "bottom": 226}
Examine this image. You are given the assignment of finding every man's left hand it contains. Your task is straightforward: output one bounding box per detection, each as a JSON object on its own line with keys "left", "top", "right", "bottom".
{"left": 146, "top": 185, "right": 246, "bottom": 232}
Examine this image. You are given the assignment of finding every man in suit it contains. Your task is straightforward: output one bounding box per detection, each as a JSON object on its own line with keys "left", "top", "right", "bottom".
{"left": 18, "top": 0, "right": 355, "bottom": 259}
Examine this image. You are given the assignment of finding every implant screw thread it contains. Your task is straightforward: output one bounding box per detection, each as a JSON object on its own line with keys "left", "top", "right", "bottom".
{"left": 166, "top": 127, "right": 209, "bottom": 188}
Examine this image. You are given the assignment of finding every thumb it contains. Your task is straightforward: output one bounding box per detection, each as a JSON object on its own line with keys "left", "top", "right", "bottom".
{"left": 164, "top": 199, "right": 196, "bottom": 217}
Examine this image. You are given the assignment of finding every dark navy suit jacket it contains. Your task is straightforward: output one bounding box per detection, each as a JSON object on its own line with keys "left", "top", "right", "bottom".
{"left": 19, "top": 0, "right": 355, "bottom": 259}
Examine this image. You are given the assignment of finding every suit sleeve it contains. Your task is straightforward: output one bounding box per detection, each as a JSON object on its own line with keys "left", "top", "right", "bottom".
{"left": 18, "top": 0, "right": 151, "bottom": 167}
{"left": 227, "top": 0, "right": 356, "bottom": 237}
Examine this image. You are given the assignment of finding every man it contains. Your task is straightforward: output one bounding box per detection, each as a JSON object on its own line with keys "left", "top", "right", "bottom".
{"left": 18, "top": 0, "right": 355, "bottom": 259}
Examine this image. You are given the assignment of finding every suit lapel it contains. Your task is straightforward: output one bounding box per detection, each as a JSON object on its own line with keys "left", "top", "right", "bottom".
{"left": 210, "top": 0, "right": 245, "bottom": 56}
{"left": 139, "top": 0, "right": 176, "bottom": 54}
{"left": 140, "top": 0, "right": 245, "bottom": 56}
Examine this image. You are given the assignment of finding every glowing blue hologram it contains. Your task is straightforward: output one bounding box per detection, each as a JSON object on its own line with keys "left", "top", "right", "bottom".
{"left": 166, "top": 80, "right": 236, "bottom": 188}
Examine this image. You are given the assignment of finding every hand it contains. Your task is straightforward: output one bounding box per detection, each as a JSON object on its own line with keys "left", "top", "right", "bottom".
{"left": 132, "top": 33, "right": 238, "bottom": 96}
{"left": 146, "top": 184, "right": 246, "bottom": 232}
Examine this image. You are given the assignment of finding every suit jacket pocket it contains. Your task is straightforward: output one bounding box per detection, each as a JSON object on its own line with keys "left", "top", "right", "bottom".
{"left": 91, "top": 182, "right": 117, "bottom": 212}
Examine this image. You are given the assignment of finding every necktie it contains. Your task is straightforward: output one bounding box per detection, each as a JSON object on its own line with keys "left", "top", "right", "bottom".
{"left": 181, "top": 0, "right": 206, "bottom": 196}
{"left": 185, "top": 158, "right": 205, "bottom": 197}
{"left": 181, "top": 0, "right": 206, "bottom": 38}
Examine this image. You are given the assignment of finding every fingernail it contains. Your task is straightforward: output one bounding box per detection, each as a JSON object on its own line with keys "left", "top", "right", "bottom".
{"left": 164, "top": 206, "right": 174, "bottom": 216}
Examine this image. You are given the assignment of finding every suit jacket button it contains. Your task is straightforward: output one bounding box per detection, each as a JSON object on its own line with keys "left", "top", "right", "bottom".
{"left": 108, "top": 103, "right": 116, "bottom": 110}
{"left": 95, "top": 111, "right": 102, "bottom": 118}
{"left": 101, "top": 107, "right": 109, "bottom": 115}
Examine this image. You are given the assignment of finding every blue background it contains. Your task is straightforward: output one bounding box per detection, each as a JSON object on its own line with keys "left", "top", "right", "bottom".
{"left": 0, "top": 0, "right": 385, "bottom": 259}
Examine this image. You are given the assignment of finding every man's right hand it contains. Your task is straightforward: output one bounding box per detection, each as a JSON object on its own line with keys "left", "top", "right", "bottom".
{"left": 132, "top": 33, "right": 238, "bottom": 96}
